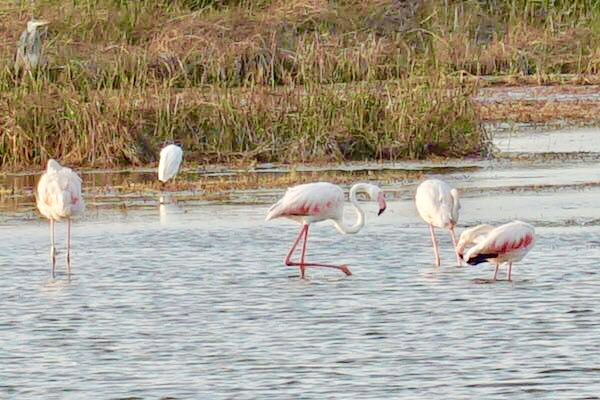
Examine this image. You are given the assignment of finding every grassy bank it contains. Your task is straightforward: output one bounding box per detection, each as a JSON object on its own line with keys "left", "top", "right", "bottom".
{"left": 2, "top": 0, "right": 599, "bottom": 170}
{"left": 2, "top": 76, "right": 483, "bottom": 168}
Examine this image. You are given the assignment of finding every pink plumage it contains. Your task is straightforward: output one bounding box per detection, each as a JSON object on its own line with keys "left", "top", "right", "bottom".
{"left": 266, "top": 182, "right": 344, "bottom": 223}
{"left": 36, "top": 159, "right": 85, "bottom": 276}
{"left": 266, "top": 182, "right": 387, "bottom": 279}
{"left": 462, "top": 220, "right": 536, "bottom": 281}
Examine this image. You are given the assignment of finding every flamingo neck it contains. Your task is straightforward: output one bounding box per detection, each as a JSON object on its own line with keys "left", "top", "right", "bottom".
{"left": 332, "top": 183, "right": 367, "bottom": 234}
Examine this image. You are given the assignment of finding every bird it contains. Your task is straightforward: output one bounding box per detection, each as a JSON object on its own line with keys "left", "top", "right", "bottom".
{"left": 158, "top": 144, "right": 183, "bottom": 183}
{"left": 36, "top": 159, "right": 85, "bottom": 276}
{"left": 459, "top": 221, "right": 536, "bottom": 282}
{"left": 415, "top": 179, "right": 461, "bottom": 266}
{"left": 455, "top": 223, "right": 494, "bottom": 256}
{"left": 265, "top": 182, "right": 387, "bottom": 279}
{"left": 15, "top": 20, "right": 49, "bottom": 75}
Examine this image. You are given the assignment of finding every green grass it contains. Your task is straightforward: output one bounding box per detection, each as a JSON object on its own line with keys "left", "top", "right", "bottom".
{"left": 1, "top": 77, "right": 483, "bottom": 168}
{"left": 2, "top": 0, "right": 599, "bottom": 170}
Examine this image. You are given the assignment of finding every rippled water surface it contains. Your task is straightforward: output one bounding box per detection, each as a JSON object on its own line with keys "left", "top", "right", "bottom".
{"left": 1, "top": 127, "right": 599, "bottom": 398}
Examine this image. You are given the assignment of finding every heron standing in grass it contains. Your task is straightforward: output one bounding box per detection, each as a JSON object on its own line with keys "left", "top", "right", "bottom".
{"left": 15, "top": 20, "right": 49, "bottom": 75}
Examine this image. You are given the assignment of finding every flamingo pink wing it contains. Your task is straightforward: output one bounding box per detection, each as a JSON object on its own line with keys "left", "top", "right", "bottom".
{"left": 266, "top": 182, "right": 343, "bottom": 220}
{"left": 477, "top": 222, "right": 535, "bottom": 255}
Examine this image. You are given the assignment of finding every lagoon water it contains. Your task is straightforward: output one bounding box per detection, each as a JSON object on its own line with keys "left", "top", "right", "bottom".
{"left": 1, "top": 127, "right": 599, "bottom": 398}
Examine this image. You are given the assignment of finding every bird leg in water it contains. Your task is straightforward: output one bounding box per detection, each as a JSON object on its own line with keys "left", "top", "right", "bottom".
{"left": 284, "top": 225, "right": 307, "bottom": 262}
{"left": 429, "top": 224, "right": 441, "bottom": 267}
{"left": 507, "top": 262, "right": 513, "bottom": 281}
{"left": 66, "top": 218, "right": 71, "bottom": 275}
{"left": 298, "top": 261, "right": 352, "bottom": 276}
{"left": 449, "top": 227, "right": 462, "bottom": 266}
{"left": 492, "top": 264, "right": 500, "bottom": 282}
{"left": 299, "top": 224, "right": 308, "bottom": 279}
{"left": 50, "top": 219, "right": 56, "bottom": 277}
{"left": 284, "top": 224, "right": 352, "bottom": 277}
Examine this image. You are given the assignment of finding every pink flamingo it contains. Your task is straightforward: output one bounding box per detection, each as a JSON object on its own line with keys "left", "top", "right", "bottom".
{"left": 266, "top": 182, "right": 387, "bottom": 279}
{"left": 36, "top": 159, "right": 85, "bottom": 276}
{"left": 458, "top": 221, "right": 536, "bottom": 281}
{"left": 415, "top": 179, "right": 461, "bottom": 266}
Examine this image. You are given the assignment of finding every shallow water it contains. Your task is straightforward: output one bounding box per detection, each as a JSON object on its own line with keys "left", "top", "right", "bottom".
{"left": 1, "top": 126, "right": 599, "bottom": 398}
{"left": 494, "top": 127, "right": 600, "bottom": 154}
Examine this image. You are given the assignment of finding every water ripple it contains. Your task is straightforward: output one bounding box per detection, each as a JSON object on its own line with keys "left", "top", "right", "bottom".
{"left": 1, "top": 206, "right": 599, "bottom": 398}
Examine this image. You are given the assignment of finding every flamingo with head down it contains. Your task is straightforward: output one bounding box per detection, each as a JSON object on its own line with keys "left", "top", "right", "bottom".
{"left": 36, "top": 159, "right": 85, "bottom": 276}
{"left": 266, "top": 182, "right": 387, "bottom": 279}
{"left": 457, "top": 220, "right": 536, "bottom": 281}
{"left": 415, "top": 179, "right": 462, "bottom": 266}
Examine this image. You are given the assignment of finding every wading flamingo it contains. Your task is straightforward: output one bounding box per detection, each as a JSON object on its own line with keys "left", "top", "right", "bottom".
{"left": 415, "top": 179, "right": 461, "bottom": 266}
{"left": 36, "top": 159, "right": 85, "bottom": 276}
{"left": 266, "top": 182, "right": 387, "bottom": 279}
{"left": 459, "top": 221, "right": 536, "bottom": 281}
{"left": 158, "top": 144, "right": 183, "bottom": 183}
{"left": 455, "top": 224, "right": 494, "bottom": 256}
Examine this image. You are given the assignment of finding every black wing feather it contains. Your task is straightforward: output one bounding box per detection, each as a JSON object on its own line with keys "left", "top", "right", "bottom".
{"left": 466, "top": 253, "right": 498, "bottom": 265}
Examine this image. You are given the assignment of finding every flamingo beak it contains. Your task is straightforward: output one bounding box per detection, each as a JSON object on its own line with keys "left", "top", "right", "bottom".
{"left": 377, "top": 192, "right": 387, "bottom": 216}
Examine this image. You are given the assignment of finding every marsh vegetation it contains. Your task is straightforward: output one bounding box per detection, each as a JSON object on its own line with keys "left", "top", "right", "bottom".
{"left": 2, "top": 0, "right": 600, "bottom": 170}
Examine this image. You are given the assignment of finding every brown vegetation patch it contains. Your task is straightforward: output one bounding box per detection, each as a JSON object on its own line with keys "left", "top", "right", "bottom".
{"left": 3, "top": 1, "right": 600, "bottom": 171}
{"left": 1, "top": 77, "right": 484, "bottom": 170}
{"left": 473, "top": 85, "right": 600, "bottom": 122}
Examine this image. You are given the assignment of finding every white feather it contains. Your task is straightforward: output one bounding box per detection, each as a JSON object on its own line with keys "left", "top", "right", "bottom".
{"left": 415, "top": 179, "right": 460, "bottom": 228}
{"left": 464, "top": 221, "right": 536, "bottom": 265}
{"left": 158, "top": 144, "right": 183, "bottom": 182}
{"left": 456, "top": 223, "right": 494, "bottom": 255}
{"left": 265, "top": 182, "right": 344, "bottom": 223}
{"left": 37, "top": 159, "right": 85, "bottom": 221}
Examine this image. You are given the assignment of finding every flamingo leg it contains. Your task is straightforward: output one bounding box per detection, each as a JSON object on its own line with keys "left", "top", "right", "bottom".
{"left": 50, "top": 219, "right": 56, "bottom": 277}
{"left": 284, "top": 224, "right": 352, "bottom": 277}
{"left": 429, "top": 224, "right": 441, "bottom": 267}
{"left": 299, "top": 224, "right": 309, "bottom": 279}
{"left": 492, "top": 264, "right": 499, "bottom": 282}
{"left": 297, "top": 262, "right": 352, "bottom": 276}
{"left": 284, "top": 224, "right": 308, "bottom": 275}
{"left": 66, "top": 218, "right": 71, "bottom": 275}
{"left": 507, "top": 262, "right": 513, "bottom": 281}
{"left": 449, "top": 227, "right": 462, "bottom": 266}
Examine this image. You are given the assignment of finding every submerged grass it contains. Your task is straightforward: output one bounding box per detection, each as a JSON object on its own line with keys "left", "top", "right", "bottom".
{"left": 2, "top": 0, "right": 599, "bottom": 170}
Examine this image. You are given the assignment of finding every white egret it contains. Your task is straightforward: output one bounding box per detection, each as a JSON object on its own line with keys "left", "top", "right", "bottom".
{"left": 158, "top": 144, "right": 183, "bottom": 183}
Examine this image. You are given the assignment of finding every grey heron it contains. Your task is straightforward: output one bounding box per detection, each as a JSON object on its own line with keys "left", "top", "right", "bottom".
{"left": 15, "top": 20, "right": 49, "bottom": 75}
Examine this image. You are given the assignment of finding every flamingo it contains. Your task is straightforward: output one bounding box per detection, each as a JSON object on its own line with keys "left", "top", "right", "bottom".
{"left": 415, "top": 179, "right": 461, "bottom": 266}
{"left": 158, "top": 144, "right": 183, "bottom": 183}
{"left": 36, "top": 159, "right": 85, "bottom": 276}
{"left": 458, "top": 221, "right": 536, "bottom": 281}
{"left": 455, "top": 223, "right": 494, "bottom": 256}
{"left": 266, "top": 182, "right": 387, "bottom": 279}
